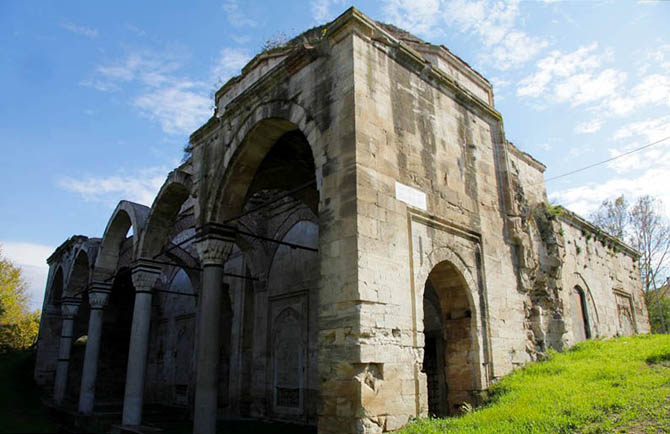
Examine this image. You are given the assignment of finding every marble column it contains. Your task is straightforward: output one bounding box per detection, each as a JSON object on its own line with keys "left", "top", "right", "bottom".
{"left": 53, "top": 297, "right": 81, "bottom": 404}
{"left": 193, "top": 231, "right": 234, "bottom": 434}
{"left": 78, "top": 283, "right": 111, "bottom": 414}
{"left": 122, "top": 260, "right": 161, "bottom": 425}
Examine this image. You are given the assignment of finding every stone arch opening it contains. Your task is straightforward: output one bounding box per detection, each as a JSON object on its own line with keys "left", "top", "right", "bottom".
{"left": 50, "top": 267, "right": 64, "bottom": 305}
{"left": 139, "top": 170, "right": 192, "bottom": 261}
{"left": 67, "top": 250, "right": 90, "bottom": 297}
{"left": 94, "top": 201, "right": 149, "bottom": 282}
{"left": 97, "top": 267, "right": 135, "bottom": 404}
{"left": 146, "top": 268, "right": 197, "bottom": 407}
{"left": 67, "top": 291, "right": 90, "bottom": 402}
{"left": 422, "top": 260, "right": 477, "bottom": 416}
{"left": 213, "top": 118, "right": 319, "bottom": 426}
{"left": 571, "top": 286, "right": 591, "bottom": 342}
{"left": 210, "top": 118, "right": 319, "bottom": 224}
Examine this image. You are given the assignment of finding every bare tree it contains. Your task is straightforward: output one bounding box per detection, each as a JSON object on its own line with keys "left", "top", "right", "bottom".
{"left": 591, "top": 195, "right": 628, "bottom": 239}
{"left": 591, "top": 195, "right": 670, "bottom": 333}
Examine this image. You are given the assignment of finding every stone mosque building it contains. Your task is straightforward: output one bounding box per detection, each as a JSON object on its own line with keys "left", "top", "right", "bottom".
{"left": 35, "top": 8, "right": 650, "bottom": 434}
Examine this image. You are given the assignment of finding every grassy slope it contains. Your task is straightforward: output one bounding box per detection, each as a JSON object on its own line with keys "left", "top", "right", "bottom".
{"left": 399, "top": 335, "right": 670, "bottom": 434}
{"left": 0, "top": 351, "right": 58, "bottom": 433}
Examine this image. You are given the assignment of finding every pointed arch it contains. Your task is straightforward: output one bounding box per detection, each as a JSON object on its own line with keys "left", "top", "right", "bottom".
{"left": 205, "top": 100, "right": 324, "bottom": 225}
{"left": 93, "top": 201, "right": 150, "bottom": 281}
{"left": 50, "top": 266, "right": 65, "bottom": 305}
{"left": 65, "top": 248, "right": 90, "bottom": 297}
{"left": 138, "top": 169, "right": 193, "bottom": 260}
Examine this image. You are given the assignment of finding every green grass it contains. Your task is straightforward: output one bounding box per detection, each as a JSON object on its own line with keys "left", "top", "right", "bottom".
{"left": 0, "top": 350, "right": 59, "bottom": 433}
{"left": 399, "top": 335, "right": 670, "bottom": 434}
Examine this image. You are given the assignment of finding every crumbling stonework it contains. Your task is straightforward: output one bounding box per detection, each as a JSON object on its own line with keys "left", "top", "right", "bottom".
{"left": 35, "top": 8, "right": 649, "bottom": 434}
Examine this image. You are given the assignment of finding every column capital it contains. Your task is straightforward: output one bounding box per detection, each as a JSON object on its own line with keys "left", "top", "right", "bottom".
{"left": 88, "top": 282, "right": 111, "bottom": 309}
{"left": 60, "top": 297, "right": 81, "bottom": 318}
{"left": 131, "top": 259, "right": 162, "bottom": 292}
{"left": 195, "top": 224, "right": 236, "bottom": 266}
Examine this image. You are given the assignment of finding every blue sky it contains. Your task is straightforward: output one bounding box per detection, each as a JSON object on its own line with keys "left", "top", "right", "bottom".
{"left": 1, "top": 0, "right": 669, "bottom": 308}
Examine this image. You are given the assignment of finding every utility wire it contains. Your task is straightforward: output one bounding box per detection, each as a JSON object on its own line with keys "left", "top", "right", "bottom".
{"left": 543, "top": 134, "right": 670, "bottom": 184}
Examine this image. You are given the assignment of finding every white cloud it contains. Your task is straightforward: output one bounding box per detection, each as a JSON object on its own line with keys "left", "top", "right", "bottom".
{"left": 211, "top": 47, "right": 252, "bottom": 84}
{"left": 222, "top": 0, "right": 259, "bottom": 28}
{"left": 442, "top": 0, "right": 547, "bottom": 68}
{"left": 606, "top": 74, "right": 670, "bottom": 116}
{"left": 95, "top": 51, "right": 180, "bottom": 87}
{"left": 605, "top": 116, "right": 670, "bottom": 173}
{"left": 554, "top": 68, "right": 627, "bottom": 106}
{"left": 310, "top": 0, "right": 346, "bottom": 23}
{"left": 381, "top": 0, "right": 546, "bottom": 69}
{"left": 84, "top": 50, "right": 214, "bottom": 135}
{"left": 550, "top": 167, "right": 670, "bottom": 219}
{"left": 381, "top": 0, "right": 442, "bottom": 37}
{"left": 552, "top": 113, "right": 670, "bottom": 219}
{"left": 61, "top": 22, "right": 98, "bottom": 38}
{"left": 612, "top": 115, "right": 670, "bottom": 143}
{"left": 59, "top": 166, "right": 169, "bottom": 207}
{"left": 490, "top": 31, "right": 548, "bottom": 68}
{"left": 134, "top": 82, "right": 212, "bottom": 135}
{"left": 575, "top": 119, "right": 602, "bottom": 134}
{"left": 648, "top": 44, "right": 670, "bottom": 71}
{"left": 1, "top": 242, "right": 55, "bottom": 310}
{"left": 519, "top": 43, "right": 670, "bottom": 119}
{"left": 517, "top": 43, "right": 608, "bottom": 98}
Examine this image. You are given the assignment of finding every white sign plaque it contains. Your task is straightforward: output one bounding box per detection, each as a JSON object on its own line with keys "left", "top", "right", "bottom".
{"left": 395, "top": 181, "right": 427, "bottom": 211}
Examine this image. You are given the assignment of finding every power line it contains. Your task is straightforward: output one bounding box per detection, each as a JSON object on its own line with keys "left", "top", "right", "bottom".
{"left": 543, "top": 134, "right": 670, "bottom": 184}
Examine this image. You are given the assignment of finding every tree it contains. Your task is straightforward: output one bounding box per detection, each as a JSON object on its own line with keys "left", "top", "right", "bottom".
{"left": 0, "top": 245, "right": 41, "bottom": 352}
{"left": 591, "top": 195, "right": 629, "bottom": 239}
{"left": 591, "top": 195, "right": 670, "bottom": 333}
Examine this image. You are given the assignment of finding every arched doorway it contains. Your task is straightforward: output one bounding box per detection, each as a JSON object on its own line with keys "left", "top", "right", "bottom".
{"left": 422, "top": 260, "right": 477, "bottom": 416}
{"left": 571, "top": 286, "right": 590, "bottom": 342}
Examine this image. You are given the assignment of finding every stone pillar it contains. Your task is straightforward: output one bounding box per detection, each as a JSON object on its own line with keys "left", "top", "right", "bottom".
{"left": 53, "top": 297, "right": 81, "bottom": 404}
{"left": 78, "top": 283, "right": 111, "bottom": 414}
{"left": 122, "top": 261, "right": 162, "bottom": 425}
{"left": 193, "top": 229, "right": 234, "bottom": 434}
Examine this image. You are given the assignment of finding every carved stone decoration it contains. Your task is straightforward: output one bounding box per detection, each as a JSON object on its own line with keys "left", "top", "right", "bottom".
{"left": 195, "top": 234, "right": 234, "bottom": 266}
{"left": 131, "top": 260, "right": 162, "bottom": 291}
{"left": 60, "top": 298, "right": 81, "bottom": 319}
{"left": 88, "top": 289, "right": 111, "bottom": 310}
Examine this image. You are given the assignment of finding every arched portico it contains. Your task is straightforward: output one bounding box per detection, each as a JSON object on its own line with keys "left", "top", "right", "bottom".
{"left": 193, "top": 103, "right": 325, "bottom": 433}
{"left": 92, "top": 201, "right": 150, "bottom": 282}
{"left": 79, "top": 201, "right": 149, "bottom": 414}
{"left": 53, "top": 249, "right": 90, "bottom": 404}
{"left": 205, "top": 101, "right": 324, "bottom": 225}
{"left": 121, "top": 170, "right": 194, "bottom": 426}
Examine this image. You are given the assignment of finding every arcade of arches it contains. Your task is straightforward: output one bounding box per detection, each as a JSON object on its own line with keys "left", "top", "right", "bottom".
{"left": 35, "top": 8, "right": 650, "bottom": 434}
